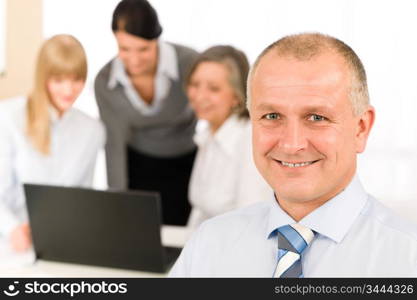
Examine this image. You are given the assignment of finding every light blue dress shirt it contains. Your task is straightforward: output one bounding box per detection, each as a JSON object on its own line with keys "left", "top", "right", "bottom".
{"left": 169, "top": 175, "right": 417, "bottom": 277}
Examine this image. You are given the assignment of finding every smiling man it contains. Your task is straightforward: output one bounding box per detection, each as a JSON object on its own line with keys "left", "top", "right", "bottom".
{"left": 249, "top": 35, "right": 373, "bottom": 224}
{"left": 169, "top": 33, "right": 417, "bottom": 277}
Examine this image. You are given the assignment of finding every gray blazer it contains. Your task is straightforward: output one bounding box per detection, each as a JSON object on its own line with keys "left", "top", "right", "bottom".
{"left": 95, "top": 43, "right": 198, "bottom": 189}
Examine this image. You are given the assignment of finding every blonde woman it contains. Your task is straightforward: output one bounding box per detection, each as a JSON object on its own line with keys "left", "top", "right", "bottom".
{"left": 0, "top": 34, "right": 105, "bottom": 252}
{"left": 186, "top": 46, "right": 272, "bottom": 230}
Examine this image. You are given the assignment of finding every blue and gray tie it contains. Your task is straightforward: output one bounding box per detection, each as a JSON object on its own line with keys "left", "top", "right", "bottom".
{"left": 273, "top": 223, "right": 315, "bottom": 278}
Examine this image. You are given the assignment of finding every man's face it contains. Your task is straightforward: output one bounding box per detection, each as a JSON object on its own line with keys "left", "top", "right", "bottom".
{"left": 114, "top": 30, "right": 158, "bottom": 77}
{"left": 250, "top": 51, "right": 374, "bottom": 207}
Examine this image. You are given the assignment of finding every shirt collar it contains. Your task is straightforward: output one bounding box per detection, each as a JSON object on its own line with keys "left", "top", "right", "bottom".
{"left": 48, "top": 105, "right": 76, "bottom": 125}
{"left": 156, "top": 41, "right": 179, "bottom": 80}
{"left": 193, "top": 115, "right": 247, "bottom": 156}
{"left": 107, "top": 57, "right": 129, "bottom": 89}
{"left": 107, "top": 40, "right": 178, "bottom": 90}
{"left": 266, "top": 174, "right": 368, "bottom": 243}
{"left": 193, "top": 119, "right": 211, "bottom": 147}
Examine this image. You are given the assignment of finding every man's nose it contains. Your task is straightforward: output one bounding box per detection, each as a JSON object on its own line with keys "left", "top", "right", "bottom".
{"left": 278, "top": 120, "right": 308, "bottom": 154}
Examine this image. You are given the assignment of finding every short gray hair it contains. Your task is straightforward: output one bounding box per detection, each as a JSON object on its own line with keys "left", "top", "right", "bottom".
{"left": 186, "top": 45, "right": 250, "bottom": 119}
{"left": 246, "top": 33, "right": 369, "bottom": 116}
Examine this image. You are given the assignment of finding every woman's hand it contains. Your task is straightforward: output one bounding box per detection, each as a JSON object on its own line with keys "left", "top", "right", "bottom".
{"left": 10, "top": 223, "right": 32, "bottom": 252}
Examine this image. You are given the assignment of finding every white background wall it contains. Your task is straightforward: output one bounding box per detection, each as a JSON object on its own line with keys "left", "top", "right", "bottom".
{"left": 43, "top": 0, "right": 417, "bottom": 223}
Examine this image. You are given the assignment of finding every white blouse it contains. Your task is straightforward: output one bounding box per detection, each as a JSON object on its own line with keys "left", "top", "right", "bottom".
{"left": 187, "top": 115, "right": 272, "bottom": 230}
{"left": 0, "top": 96, "right": 105, "bottom": 236}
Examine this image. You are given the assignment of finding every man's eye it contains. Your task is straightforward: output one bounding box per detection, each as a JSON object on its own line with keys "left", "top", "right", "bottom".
{"left": 308, "top": 114, "right": 326, "bottom": 121}
{"left": 264, "top": 113, "right": 279, "bottom": 120}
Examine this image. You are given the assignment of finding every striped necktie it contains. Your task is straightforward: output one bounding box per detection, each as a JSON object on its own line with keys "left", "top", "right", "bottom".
{"left": 273, "top": 223, "right": 315, "bottom": 278}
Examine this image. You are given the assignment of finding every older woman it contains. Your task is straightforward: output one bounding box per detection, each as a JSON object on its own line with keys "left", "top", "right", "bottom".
{"left": 186, "top": 46, "right": 272, "bottom": 230}
{"left": 0, "top": 34, "right": 105, "bottom": 251}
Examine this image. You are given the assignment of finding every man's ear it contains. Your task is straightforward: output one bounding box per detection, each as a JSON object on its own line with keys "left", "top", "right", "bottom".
{"left": 356, "top": 105, "right": 375, "bottom": 153}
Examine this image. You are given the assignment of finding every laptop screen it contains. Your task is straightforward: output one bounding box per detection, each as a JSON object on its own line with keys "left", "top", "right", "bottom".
{"left": 24, "top": 184, "right": 177, "bottom": 273}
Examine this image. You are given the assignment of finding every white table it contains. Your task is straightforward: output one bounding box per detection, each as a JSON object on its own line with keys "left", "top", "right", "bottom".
{"left": 0, "top": 226, "right": 190, "bottom": 277}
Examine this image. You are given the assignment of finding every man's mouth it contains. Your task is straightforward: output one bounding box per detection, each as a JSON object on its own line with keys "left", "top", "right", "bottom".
{"left": 276, "top": 160, "right": 320, "bottom": 168}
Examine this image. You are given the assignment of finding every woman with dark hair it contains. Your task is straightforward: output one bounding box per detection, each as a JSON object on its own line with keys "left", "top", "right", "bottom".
{"left": 95, "top": 0, "right": 198, "bottom": 226}
{"left": 186, "top": 46, "right": 271, "bottom": 230}
{"left": 0, "top": 35, "right": 105, "bottom": 251}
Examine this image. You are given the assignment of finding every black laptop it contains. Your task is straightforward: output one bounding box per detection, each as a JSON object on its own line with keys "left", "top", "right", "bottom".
{"left": 24, "top": 184, "right": 181, "bottom": 273}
